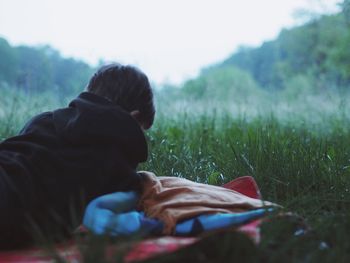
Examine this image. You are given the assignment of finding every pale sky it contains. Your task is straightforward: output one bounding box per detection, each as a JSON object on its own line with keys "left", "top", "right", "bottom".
{"left": 0, "top": 0, "right": 340, "bottom": 85}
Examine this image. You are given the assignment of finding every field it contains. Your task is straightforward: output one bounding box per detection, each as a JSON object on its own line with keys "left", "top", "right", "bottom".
{"left": 1, "top": 90, "right": 350, "bottom": 262}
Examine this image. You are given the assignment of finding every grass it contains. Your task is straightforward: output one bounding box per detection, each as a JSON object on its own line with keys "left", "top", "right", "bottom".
{"left": 145, "top": 112, "right": 350, "bottom": 211}
{"left": 141, "top": 111, "right": 350, "bottom": 262}
{"left": 1, "top": 90, "right": 350, "bottom": 262}
{"left": 0, "top": 88, "right": 63, "bottom": 138}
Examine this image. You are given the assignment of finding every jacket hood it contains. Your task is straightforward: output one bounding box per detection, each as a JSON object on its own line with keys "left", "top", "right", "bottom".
{"left": 53, "top": 92, "right": 148, "bottom": 164}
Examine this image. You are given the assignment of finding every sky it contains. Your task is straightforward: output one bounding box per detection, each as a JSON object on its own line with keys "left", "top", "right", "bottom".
{"left": 0, "top": 0, "right": 341, "bottom": 85}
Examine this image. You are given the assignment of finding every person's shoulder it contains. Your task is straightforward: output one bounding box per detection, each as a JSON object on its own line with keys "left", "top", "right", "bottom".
{"left": 30, "top": 111, "right": 53, "bottom": 122}
{"left": 19, "top": 111, "right": 53, "bottom": 135}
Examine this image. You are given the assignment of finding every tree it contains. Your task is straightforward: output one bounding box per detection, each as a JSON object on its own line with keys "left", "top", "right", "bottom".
{"left": 0, "top": 38, "right": 18, "bottom": 85}
{"left": 181, "top": 66, "right": 263, "bottom": 102}
{"left": 16, "top": 46, "right": 53, "bottom": 93}
{"left": 341, "top": 0, "right": 350, "bottom": 23}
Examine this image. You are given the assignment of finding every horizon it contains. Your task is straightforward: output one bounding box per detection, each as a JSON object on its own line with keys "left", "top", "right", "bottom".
{"left": 0, "top": 0, "right": 341, "bottom": 86}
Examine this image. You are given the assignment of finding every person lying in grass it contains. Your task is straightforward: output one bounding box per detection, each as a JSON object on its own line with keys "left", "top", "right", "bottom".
{"left": 0, "top": 63, "right": 155, "bottom": 249}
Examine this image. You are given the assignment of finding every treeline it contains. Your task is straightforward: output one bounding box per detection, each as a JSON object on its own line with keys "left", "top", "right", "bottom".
{"left": 0, "top": 38, "right": 94, "bottom": 97}
{"left": 1, "top": 1, "right": 349, "bottom": 103}
{"left": 221, "top": 13, "right": 350, "bottom": 90}
{"left": 170, "top": 0, "right": 350, "bottom": 102}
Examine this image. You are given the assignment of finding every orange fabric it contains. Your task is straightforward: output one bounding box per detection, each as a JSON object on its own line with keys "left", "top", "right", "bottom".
{"left": 138, "top": 171, "right": 278, "bottom": 234}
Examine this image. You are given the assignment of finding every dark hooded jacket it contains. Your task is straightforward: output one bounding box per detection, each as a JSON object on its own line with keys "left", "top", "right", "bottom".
{"left": 0, "top": 92, "right": 148, "bottom": 248}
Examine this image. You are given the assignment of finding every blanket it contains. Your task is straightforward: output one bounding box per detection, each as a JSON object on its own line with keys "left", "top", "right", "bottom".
{"left": 0, "top": 176, "right": 269, "bottom": 262}
{"left": 138, "top": 171, "right": 277, "bottom": 234}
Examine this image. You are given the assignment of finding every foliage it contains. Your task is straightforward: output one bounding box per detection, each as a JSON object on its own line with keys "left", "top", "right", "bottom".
{"left": 219, "top": 8, "right": 350, "bottom": 92}
{"left": 0, "top": 38, "right": 94, "bottom": 98}
{"left": 0, "top": 38, "right": 18, "bottom": 84}
{"left": 181, "top": 66, "right": 264, "bottom": 102}
{"left": 0, "top": 88, "right": 64, "bottom": 139}
{"left": 341, "top": 0, "right": 350, "bottom": 23}
{"left": 281, "top": 74, "right": 316, "bottom": 100}
{"left": 156, "top": 1, "right": 350, "bottom": 105}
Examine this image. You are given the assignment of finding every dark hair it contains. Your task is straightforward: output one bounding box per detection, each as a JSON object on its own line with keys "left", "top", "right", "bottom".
{"left": 86, "top": 63, "right": 155, "bottom": 129}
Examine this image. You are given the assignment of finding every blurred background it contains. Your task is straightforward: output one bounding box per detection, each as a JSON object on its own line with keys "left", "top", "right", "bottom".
{"left": 0, "top": 0, "right": 349, "bottom": 122}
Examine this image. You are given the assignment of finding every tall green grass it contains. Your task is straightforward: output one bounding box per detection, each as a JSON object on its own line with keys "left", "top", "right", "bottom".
{"left": 142, "top": 103, "right": 350, "bottom": 262}
{"left": 143, "top": 113, "right": 350, "bottom": 217}
{"left": 1, "top": 90, "right": 350, "bottom": 262}
{"left": 0, "top": 88, "right": 65, "bottom": 139}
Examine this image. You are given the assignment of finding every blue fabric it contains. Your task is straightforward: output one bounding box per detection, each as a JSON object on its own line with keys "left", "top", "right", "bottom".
{"left": 83, "top": 191, "right": 162, "bottom": 236}
{"left": 175, "top": 208, "right": 271, "bottom": 235}
{"left": 83, "top": 191, "right": 138, "bottom": 235}
{"left": 83, "top": 191, "right": 272, "bottom": 237}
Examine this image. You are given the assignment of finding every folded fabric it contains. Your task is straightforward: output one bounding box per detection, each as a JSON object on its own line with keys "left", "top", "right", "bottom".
{"left": 138, "top": 171, "right": 278, "bottom": 234}
{"left": 83, "top": 192, "right": 272, "bottom": 237}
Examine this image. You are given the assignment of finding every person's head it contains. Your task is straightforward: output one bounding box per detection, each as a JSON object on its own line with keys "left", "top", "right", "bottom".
{"left": 86, "top": 63, "right": 155, "bottom": 130}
